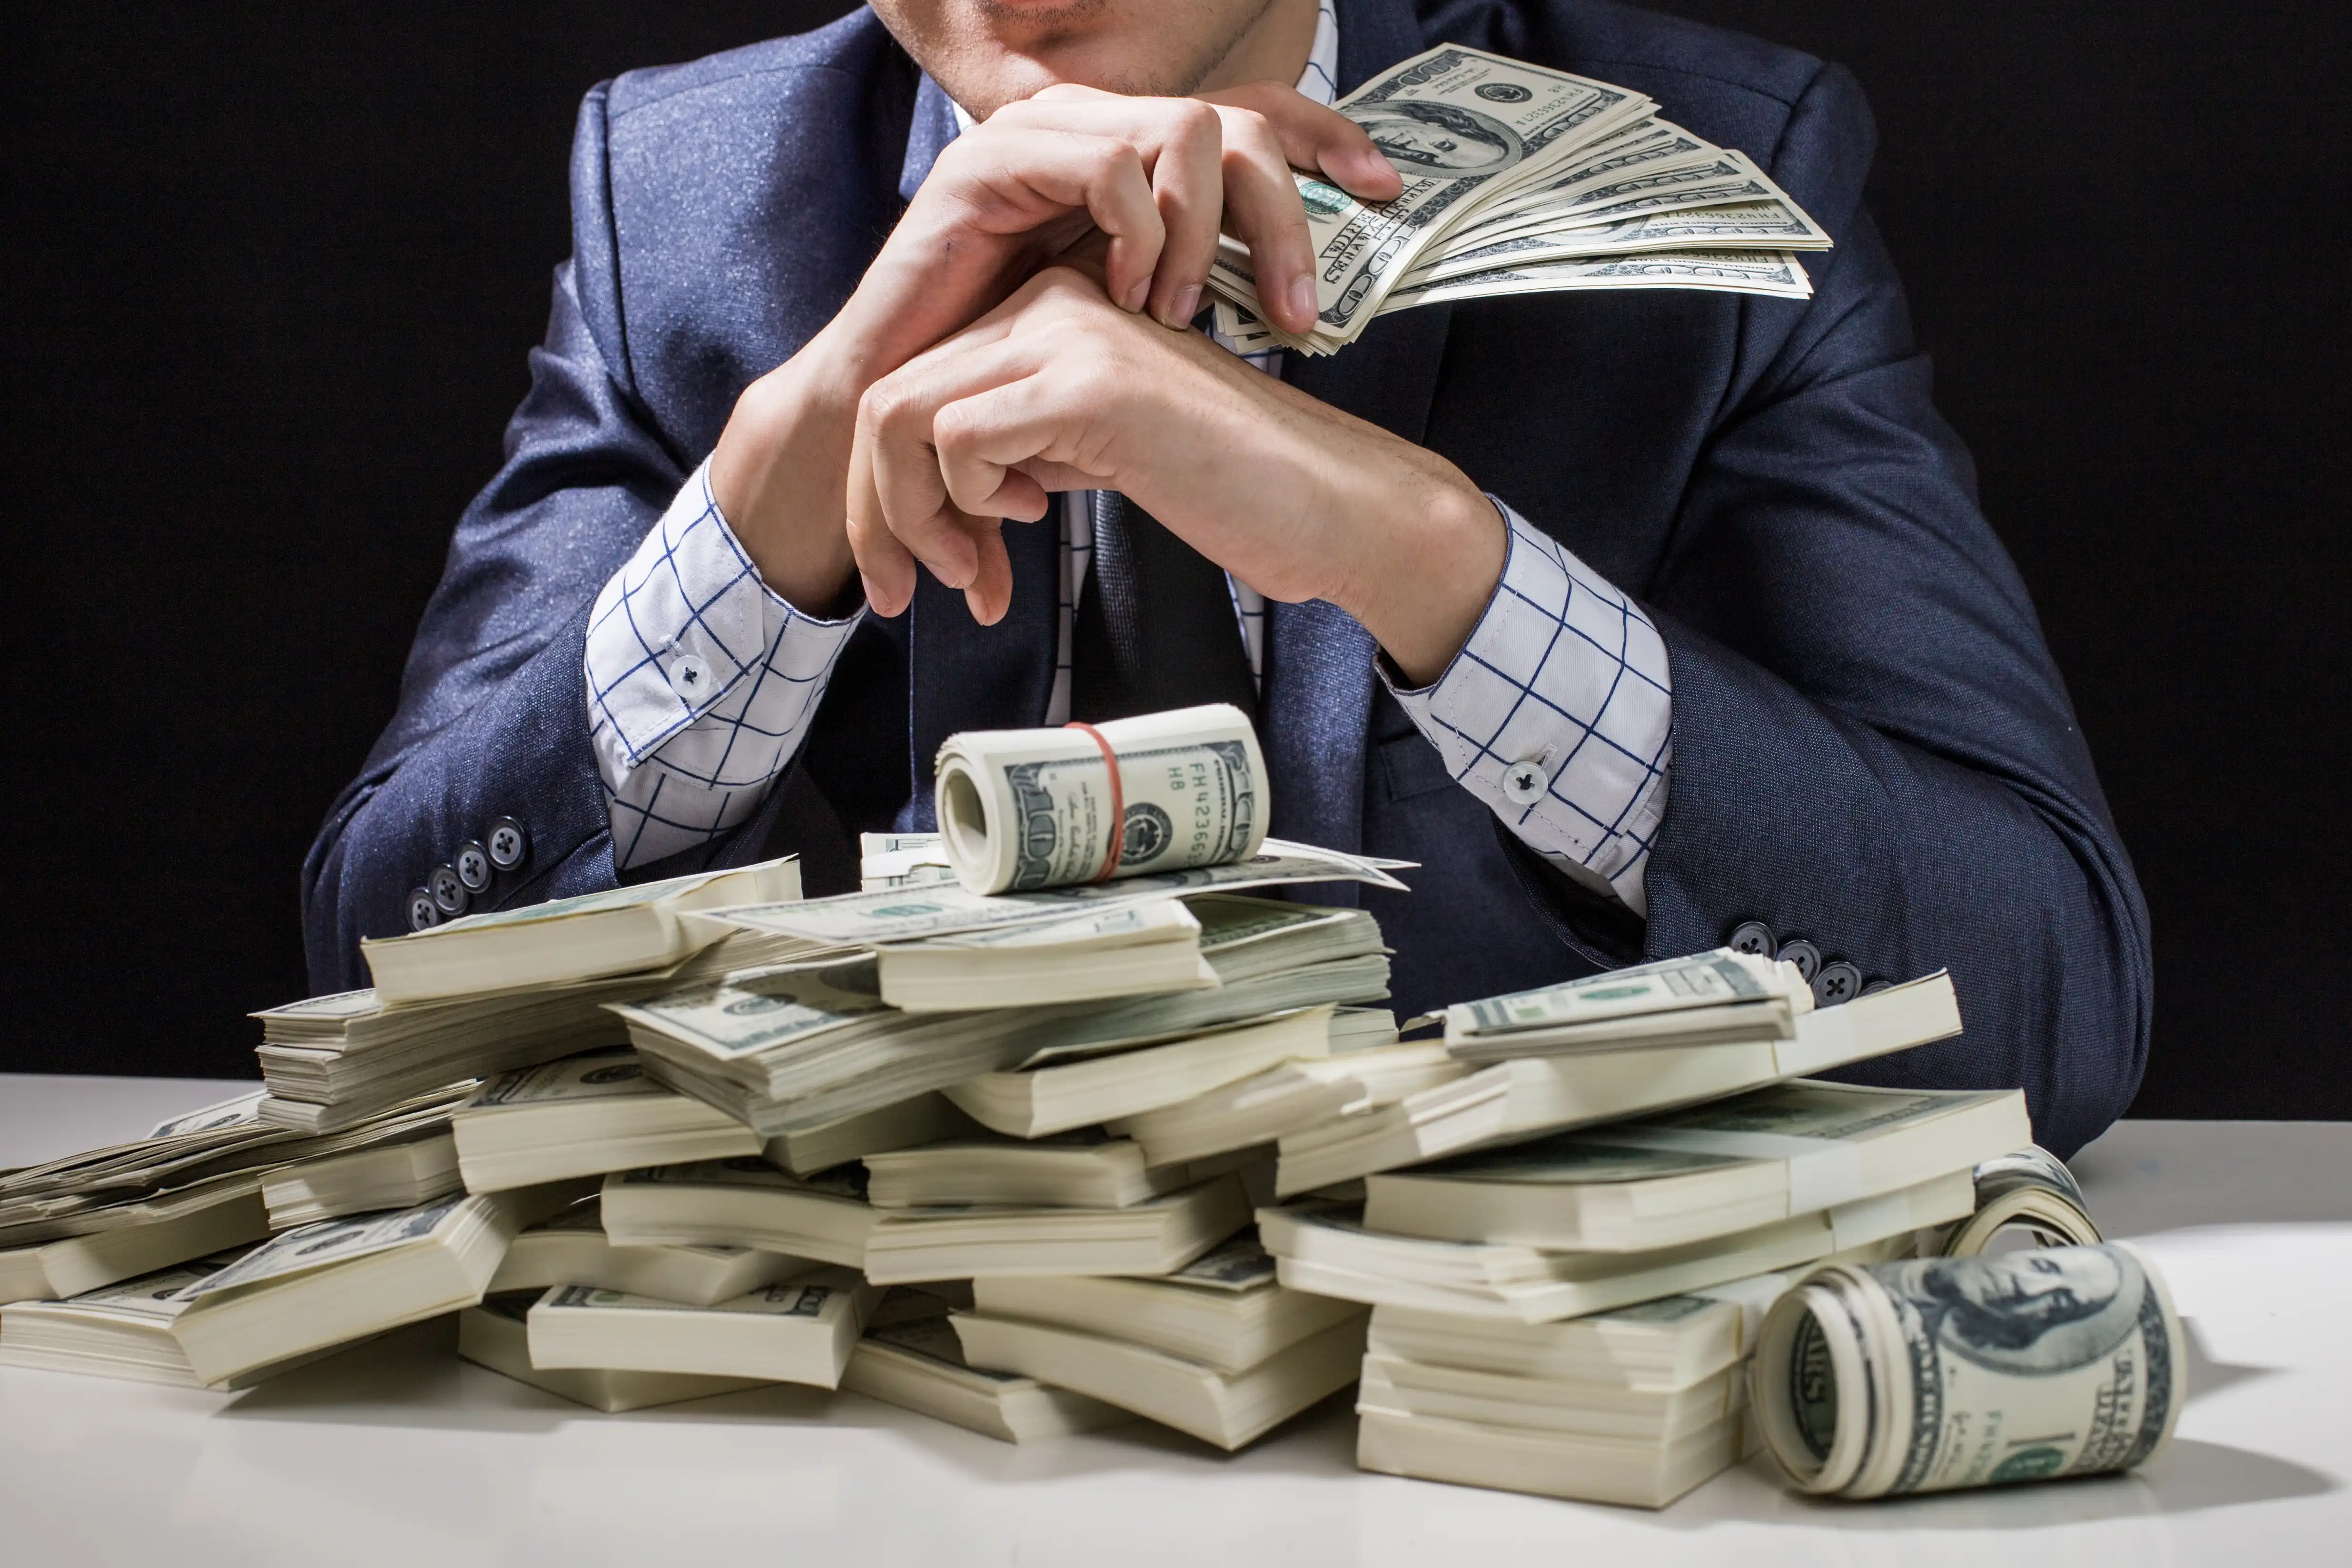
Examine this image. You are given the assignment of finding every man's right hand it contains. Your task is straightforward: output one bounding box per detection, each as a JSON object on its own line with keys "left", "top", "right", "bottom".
{"left": 705, "top": 81, "right": 1402, "bottom": 617}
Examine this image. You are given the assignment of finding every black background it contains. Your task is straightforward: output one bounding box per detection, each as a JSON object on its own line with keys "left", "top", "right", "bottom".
{"left": 1, "top": 3, "right": 2344, "bottom": 1116}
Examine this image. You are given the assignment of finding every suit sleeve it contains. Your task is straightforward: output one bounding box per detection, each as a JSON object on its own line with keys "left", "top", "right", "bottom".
{"left": 300, "top": 83, "right": 697, "bottom": 993}
{"left": 1633, "top": 65, "right": 2152, "bottom": 1156}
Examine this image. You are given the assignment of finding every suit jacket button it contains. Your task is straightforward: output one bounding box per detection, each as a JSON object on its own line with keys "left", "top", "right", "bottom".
{"left": 1776, "top": 937, "right": 1821, "bottom": 981}
{"left": 1859, "top": 978, "right": 1892, "bottom": 997}
{"left": 1813, "top": 960, "right": 1862, "bottom": 1006}
{"left": 455, "top": 840, "right": 493, "bottom": 892}
{"left": 486, "top": 817, "right": 529, "bottom": 870}
{"left": 430, "top": 865, "right": 470, "bottom": 916}
{"left": 406, "top": 888, "right": 441, "bottom": 931}
{"left": 1727, "top": 920, "right": 1775, "bottom": 957}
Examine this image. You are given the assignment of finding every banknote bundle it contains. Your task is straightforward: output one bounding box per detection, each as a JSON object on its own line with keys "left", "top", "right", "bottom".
{"left": 1749, "top": 1244, "right": 2180, "bottom": 1497}
{"left": 487, "top": 1199, "right": 805, "bottom": 1306}
{"left": 253, "top": 855, "right": 827, "bottom": 1132}
{"left": 1929, "top": 1143, "right": 2104, "bottom": 1256}
{"left": 0, "top": 1086, "right": 465, "bottom": 1306}
{"left": 169, "top": 1180, "right": 586, "bottom": 1386}
{"left": 1207, "top": 43, "right": 1831, "bottom": 355}
{"left": 1354, "top": 1272, "right": 1792, "bottom": 1508}
{"left": 932, "top": 703, "right": 1267, "bottom": 894}
{"left": 1274, "top": 963, "right": 1963, "bottom": 1194}
{"left": 1228, "top": 952, "right": 2095, "bottom": 1508}
{"left": 952, "top": 1235, "right": 1371, "bottom": 1450}
{"left": 619, "top": 888, "right": 1396, "bottom": 1137}
{"left": 450, "top": 1046, "right": 762, "bottom": 1192}
{"left": 844, "top": 1297, "right": 1133, "bottom": 1442}
{"left": 525, "top": 1268, "right": 879, "bottom": 1390}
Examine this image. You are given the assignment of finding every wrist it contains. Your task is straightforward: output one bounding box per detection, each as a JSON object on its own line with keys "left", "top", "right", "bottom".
{"left": 1335, "top": 469, "right": 1506, "bottom": 687}
{"left": 709, "top": 340, "right": 866, "bottom": 617}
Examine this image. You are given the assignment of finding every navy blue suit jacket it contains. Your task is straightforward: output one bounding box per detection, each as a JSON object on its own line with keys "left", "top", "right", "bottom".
{"left": 304, "top": 0, "right": 2153, "bottom": 1157}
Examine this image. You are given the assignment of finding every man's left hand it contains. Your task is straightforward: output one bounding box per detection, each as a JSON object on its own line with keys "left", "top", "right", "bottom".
{"left": 847, "top": 265, "right": 1505, "bottom": 685}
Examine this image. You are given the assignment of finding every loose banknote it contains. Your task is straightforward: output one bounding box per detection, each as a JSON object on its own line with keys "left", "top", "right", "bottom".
{"left": 933, "top": 703, "right": 1268, "bottom": 894}
{"left": 1750, "top": 1244, "right": 2181, "bottom": 1498}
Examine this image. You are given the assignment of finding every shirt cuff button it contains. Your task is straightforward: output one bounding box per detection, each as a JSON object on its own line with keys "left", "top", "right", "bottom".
{"left": 667, "top": 653, "right": 713, "bottom": 702}
{"left": 1502, "top": 759, "right": 1550, "bottom": 806}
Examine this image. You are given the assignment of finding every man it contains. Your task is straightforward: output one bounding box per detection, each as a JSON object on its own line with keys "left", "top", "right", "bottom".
{"left": 305, "top": 0, "right": 2151, "bottom": 1156}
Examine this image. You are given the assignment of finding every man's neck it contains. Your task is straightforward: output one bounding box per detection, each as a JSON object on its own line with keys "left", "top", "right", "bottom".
{"left": 1195, "top": 0, "right": 1324, "bottom": 95}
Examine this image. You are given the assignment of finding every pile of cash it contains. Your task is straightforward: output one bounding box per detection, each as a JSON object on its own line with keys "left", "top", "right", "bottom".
{"left": 0, "top": 707, "right": 2160, "bottom": 1509}
{"left": 1207, "top": 44, "right": 1831, "bottom": 355}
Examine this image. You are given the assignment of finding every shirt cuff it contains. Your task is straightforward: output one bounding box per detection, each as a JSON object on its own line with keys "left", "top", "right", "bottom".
{"left": 584, "top": 462, "right": 862, "bottom": 867}
{"left": 1380, "top": 499, "right": 1672, "bottom": 917}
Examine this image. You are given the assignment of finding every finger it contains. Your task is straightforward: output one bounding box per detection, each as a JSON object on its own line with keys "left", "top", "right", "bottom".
{"left": 934, "top": 380, "right": 1067, "bottom": 520}
{"left": 962, "top": 518, "right": 1015, "bottom": 626}
{"left": 940, "top": 126, "right": 1166, "bottom": 311}
{"left": 1214, "top": 107, "right": 1322, "bottom": 335}
{"left": 931, "top": 374, "right": 1122, "bottom": 517}
{"left": 1199, "top": 83, "right": 1402, "bottom": 200}
{"left": 859, "top": 335, "right": 1056, "bottom": 599}
{"left": 1141, "top": 100, "right": 1224, "bottom": 327}
{"left": 845, "top": 418, "right": 921, "bottom": 618}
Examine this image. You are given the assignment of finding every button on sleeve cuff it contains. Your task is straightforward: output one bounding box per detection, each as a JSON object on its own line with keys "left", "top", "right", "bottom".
{"left": 1380, "top": 498, "right": 1673, "bottom": 918}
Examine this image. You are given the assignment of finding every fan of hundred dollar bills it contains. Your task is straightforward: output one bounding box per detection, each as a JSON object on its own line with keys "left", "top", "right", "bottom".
{"left": 1208, "top": 44, "right": 1830, "bottom": 355}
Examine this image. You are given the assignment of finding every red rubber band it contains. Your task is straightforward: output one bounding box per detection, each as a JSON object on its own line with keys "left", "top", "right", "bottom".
{"left": 1064, "top": 721, "right": 1124, "bottom": 883}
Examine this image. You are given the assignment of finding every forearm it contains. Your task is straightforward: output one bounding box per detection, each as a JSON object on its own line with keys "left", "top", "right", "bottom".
{"left": 302, "top": 606, "right": 615, "bottom": 994}
{"left": 1644, "top": 622, "right": 2150, "bottom": 1157}
{"left": 588, "top": 463, "right": 864, "bottom": 870}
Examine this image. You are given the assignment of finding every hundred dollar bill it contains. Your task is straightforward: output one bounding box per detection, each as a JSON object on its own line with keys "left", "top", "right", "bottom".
{"left": 933, "top": 703, "right": 1268, "bottom": 894}
{"left": 1209, "top": 44, "right": 1654, "bottom": 352}
{"left": 1750, "top": 1243, "right": 2181, "bottom": 1498}
{"left": 689, "top": 838, "right": 1407, "bottom": 948}
{"left": 1932, "top": 1145, "right": 2103, "bottom": 1257}
{"left": 1403, "top": 200, "right": 1833, "bottom": 288}
{"left": 1443, "top": 148, "right": 1801, "bottom": 244}
{"left": 860, "top": 831, "right": 958, "bottom": 892}
{"left": 1380, "top": 249, "right": 1815, "bottom": 315}
{"left": 1444, "top": 948, "right": 1810, "bottom": 1056}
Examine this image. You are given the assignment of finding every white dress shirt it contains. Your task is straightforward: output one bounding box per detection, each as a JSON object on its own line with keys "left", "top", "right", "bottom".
{"left": 584, "top": 0, "right": 1673, "bottom": 912}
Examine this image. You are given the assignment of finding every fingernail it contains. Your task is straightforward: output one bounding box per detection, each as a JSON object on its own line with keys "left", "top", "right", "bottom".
{"left": 1121, "top": 274, "right": 1151, "bottom": 312}
{"left": 1288, "top": 276, "right": 1318, "bottom": 327}
{"left": 1166, "top": 284, "right": 1202, "bottom": 327}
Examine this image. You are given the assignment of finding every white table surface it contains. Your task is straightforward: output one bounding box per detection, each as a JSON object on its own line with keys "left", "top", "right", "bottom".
{"left": 2, "top": 1073, "right": 2345, "bottom": 1566}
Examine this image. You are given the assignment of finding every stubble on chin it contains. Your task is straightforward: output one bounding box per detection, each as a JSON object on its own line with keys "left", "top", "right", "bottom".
{"left": 917, "top": 0, "right": 1283, "bottom": 113}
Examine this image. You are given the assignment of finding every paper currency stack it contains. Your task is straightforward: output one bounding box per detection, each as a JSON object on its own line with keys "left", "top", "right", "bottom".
{"left": 0, "top": 700, "right": 2157, "bottom": 1508}
{"left": 1207, "top": 43, "right": 1831, "bottom": 355}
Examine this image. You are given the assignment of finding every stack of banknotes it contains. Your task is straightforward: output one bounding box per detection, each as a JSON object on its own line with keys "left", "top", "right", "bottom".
{"left": 1207, "top": 43, "right": 1833, "bottom": 355}
{"left": 0, "top": 703, "right": 2169, "bottom": 1506}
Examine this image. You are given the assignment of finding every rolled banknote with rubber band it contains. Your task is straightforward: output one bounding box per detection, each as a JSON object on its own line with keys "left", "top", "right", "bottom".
{"left": 933, "top": 704, "right": 1268, "bottom": 895}
{"left": 1750, "top": 1243, "right": 2181, "bottom": 1499}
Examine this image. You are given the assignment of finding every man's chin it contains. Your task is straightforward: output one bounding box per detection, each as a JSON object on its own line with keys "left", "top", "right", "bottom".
{"left": 879, "top": 0, "right": 1229, "bottom": 115}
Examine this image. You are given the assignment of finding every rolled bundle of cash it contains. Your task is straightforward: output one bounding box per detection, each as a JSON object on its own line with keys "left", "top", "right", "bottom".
{"left": 1933, "top": 1145, "right": 2103, "bottom": 1257}
{"left": 932, "top": 703, "right": 1266, "bottom": 894}
{"left": 1749, "top": 1243, "right": 2181, "bottom": 1498}
{"left": 1206, "top": 44, "right": 1831, "bottom": 356}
